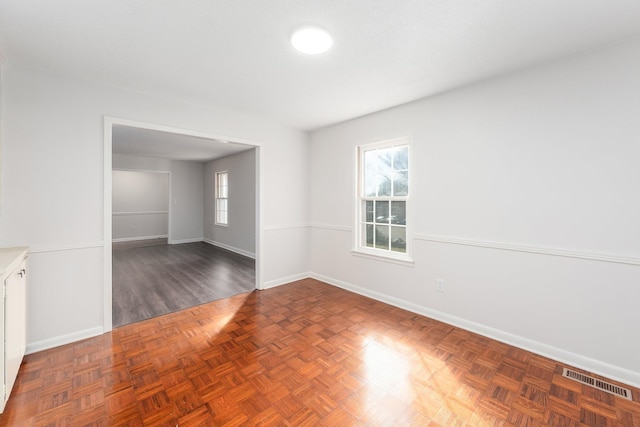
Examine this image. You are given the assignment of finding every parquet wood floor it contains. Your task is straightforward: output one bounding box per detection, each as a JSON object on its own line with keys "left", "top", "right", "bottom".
{"left": 2, "top": 279, "right": 639, "bottom": 426}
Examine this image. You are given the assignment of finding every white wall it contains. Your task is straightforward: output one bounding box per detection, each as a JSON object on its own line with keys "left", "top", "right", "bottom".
{"left": 0, "top": 63, "right": 3, "bottom": 208}
{"left": 112, "top": 170, "right": 169, "bottom": 241}
{"left": 204, "top": 149, "right": 256, "bottom": 257}
{"left": 309, "top": 38, "right": 640, "bottom": 386}
{"left": 0, "top": 65, "right": 309, "bottom": 351}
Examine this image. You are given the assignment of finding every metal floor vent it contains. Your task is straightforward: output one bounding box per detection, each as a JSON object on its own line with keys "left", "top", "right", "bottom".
{"left": 562, "top": 368, "right": 633, "bottom": 400}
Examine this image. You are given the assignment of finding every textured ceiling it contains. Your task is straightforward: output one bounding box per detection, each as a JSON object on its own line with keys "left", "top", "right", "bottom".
{"left": 1, "top": 1, "right": 640, "bottom": 131}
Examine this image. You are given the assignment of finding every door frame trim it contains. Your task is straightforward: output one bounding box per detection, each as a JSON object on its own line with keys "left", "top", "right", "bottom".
{"left": 103, "top": 116, "right": 263, "bottom": 333}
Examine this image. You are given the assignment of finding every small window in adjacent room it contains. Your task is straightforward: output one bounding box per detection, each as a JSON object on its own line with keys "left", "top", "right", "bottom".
{"left": 215, "top": 171, "right": 228, "bottom": 226}
{"left": 355, "top": 137, "right": 411, "bottom": 263}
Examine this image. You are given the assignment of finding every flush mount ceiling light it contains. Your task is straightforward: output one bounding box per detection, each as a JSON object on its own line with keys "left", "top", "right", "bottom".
{"left": 291, "top": 26, "right": 333, "bottom": 55}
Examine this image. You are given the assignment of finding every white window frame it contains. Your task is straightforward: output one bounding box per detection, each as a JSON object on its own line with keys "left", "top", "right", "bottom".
{"left": 353, "top": 137, "right": 413, "bottom": 266}
{"left": 215, "top": 171, "right": 229, "bottom": 226}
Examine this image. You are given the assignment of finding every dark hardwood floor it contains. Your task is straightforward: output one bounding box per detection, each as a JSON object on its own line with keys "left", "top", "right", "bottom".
{"left": 2, "top": 279, "right": 639, "bottom": 426}
{"left": 112, "top": 241, "right": 255, "bottom": 327}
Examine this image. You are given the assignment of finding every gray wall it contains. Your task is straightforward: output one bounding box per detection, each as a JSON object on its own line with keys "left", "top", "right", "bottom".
{"left": 112, "top": 170, "right": 169, "bottom": 241}
{"left": 204, "top": 149, "right": 256, "bottom": 257}
{"left": 113, "top": 154, "right": 204, "bottom": 243}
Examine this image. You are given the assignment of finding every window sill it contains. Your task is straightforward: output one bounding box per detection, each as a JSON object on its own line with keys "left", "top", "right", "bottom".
{"left": 214, "top": 223, "right": 228, "bottom": 227}
{"left": 351, "top": 249, "right": 414, "bottom": 267}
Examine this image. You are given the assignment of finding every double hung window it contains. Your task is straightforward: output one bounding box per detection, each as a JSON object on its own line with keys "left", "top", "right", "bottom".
{"left": 356, "top": 138, "right": 410, "bottom": 260}
{"left": 215, "top": 171, "right": 228, "bottom": 225}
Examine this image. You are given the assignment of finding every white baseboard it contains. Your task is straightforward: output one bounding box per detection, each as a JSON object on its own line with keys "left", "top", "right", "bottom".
{"left": 263, "top": 272, "right": 311, "bottom": 289}
{"left": 170, "top": 237, "right": 204, "bottom": 245}
{"left": 26, "top": 327, "right": 104, "bottom": 355}
{"left": 309, "top": 272, "right": 640, "bottom": 389}
{"left": 203, "top": 239, "right": 255, "bottom": 259}
{"left": 112, "top": 235, "right": 168, "bottom": 243}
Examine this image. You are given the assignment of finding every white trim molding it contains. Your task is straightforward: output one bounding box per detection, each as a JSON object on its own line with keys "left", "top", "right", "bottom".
{"left": 29, "top": 242, "right": 104, "bottom": 254}
{"left": 203, "top": 239, "right": 255, "bottom": 259}
{"left": 263, "top": 272, "right": 310, "bottom": 289}
{"left": 307, "top": 228, "right": 640, "bottom": 266}
{"left": 414, "top": 234, "right": 640, "bottom": 266}
{"left": 26, "top": 327, "right": 104, "bottom": 355}
{"left": 351, "top": 250, "right": 414, "bottom": 267}
{"left": 263, "top": 224, "right": 309, "bottom": 231}
{"left": 309, "top": 272, "right": 640, "bottom": 389}
{"left": 112, "top": 235, "right": 168, "bottom": 243}
{"left": 171, "top": 237, "right": 205, "bottom": 245}
{"left": 309, "top": 223, "right": 351, "bottom": 232}
{"left": 112, "top": 211, "right": 169, "bottom": 216}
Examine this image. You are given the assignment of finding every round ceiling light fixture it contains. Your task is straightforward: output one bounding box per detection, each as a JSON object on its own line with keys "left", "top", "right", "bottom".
{"left": 291, "top": 26, "right": 333, "bottom": 55}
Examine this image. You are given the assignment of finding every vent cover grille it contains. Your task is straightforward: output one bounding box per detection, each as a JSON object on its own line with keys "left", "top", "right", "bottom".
{"left": 562, "top": 368, "right": 633, "bottom": 400}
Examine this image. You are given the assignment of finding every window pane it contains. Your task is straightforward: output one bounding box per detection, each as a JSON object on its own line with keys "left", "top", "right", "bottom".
{"left": 216, "top": 199, "right": 228, "bottom": 225}
{"left": 393, "top": 145, "right": 408, "bottom": 170}
{"left": 364, "top": 200, "right": 374, "bottom": 222}
{"left": 375, "top": 200, "right": 389, "bottom": 223}
{"left": 359, "top": 140, "right": 409, "bottom": 256}
{"left": 390, "top": 201, "right": 406, "bottom": 225}
{"left": 393, "top": 170, "right": 408, "bottom": 196}
{"left": 363, "top": 150, "right": 377, "bottom": 197}
{"left": 364, "top": 224, "right": 374, "bottom": 247}
{"left": 377, "top": 148, "right": 393, "bottom": 196}
{"left": 379, "top": 147, "right": 392, "bottom": 167}
{"left": 390, "top": 226, "right": 406, "bottom": 253}
{"left": 217, "top": 172, "right": 228, "bottom": 198}
{"left": 377, "top": 172, "right": 392, "bottom": 196}
{"left": 375, "top": 225, "right": 389, "bottom": 250}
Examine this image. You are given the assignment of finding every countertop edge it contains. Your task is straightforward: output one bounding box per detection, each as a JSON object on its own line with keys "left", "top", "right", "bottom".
{"left": 0, "top": 247, "right": 29, "bottom": 276}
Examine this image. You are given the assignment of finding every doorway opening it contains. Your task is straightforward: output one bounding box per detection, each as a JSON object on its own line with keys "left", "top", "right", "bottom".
{"left": 103, "top": 117, "right": 262, "bottom": 331}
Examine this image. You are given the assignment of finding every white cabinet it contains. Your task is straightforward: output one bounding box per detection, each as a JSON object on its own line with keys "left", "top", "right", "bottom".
{"left": 0, "top": 247, "right": 28, "bottom": 413}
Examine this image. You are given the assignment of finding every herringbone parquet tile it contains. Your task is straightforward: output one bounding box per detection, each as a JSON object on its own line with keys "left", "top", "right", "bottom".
{"left": 1, "top": 279, "right": 638, "bottom": 426}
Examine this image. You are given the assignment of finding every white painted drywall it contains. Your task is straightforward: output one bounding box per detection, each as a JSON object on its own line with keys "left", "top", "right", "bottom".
{"left": 0, "top": 64, "right": 3, "bottom": 203}
{"left": 0, "top": 65, "right": 309, "bottom": 350}
{"left": 204, "top": 149, "right": 256, "bottom": 257}
{"left": 112, "top": 170, "right": 169, "bottom": 240}
{"left": 309, "top": 38, "right": 640, "bottom": 385}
